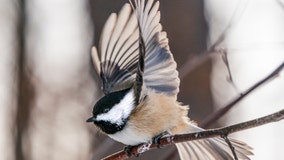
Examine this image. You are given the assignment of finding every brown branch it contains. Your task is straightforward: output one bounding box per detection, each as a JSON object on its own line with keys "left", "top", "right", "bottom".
{"left": 200, "top": 62, "right": 284, "bottom": 128}
{"left": 101, "top": 108, "right": 284, "bottom": 160}
{"left": 15, "top": 0, "right": 35, "bottom": 159}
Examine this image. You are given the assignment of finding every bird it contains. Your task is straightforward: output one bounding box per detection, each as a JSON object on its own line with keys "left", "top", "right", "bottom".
{"left": 87, "top": 0, "right": 253, "bottom": 159}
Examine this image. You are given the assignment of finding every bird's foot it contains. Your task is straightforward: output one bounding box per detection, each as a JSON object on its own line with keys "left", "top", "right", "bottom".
{"left": 152, "top": 131, "right": 169, "bottom": 148}
{"left": 124, "top": 145, "right": 140, "bottom": 157}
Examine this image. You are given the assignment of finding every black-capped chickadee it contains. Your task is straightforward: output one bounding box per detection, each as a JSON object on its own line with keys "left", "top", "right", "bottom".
{"left": 87, "top": 0, "right": 253, "bottom": 159}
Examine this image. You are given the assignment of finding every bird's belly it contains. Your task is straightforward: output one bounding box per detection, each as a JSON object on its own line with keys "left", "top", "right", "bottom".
{"left": 108, "top": 124, "right": 152, "bottom": 146}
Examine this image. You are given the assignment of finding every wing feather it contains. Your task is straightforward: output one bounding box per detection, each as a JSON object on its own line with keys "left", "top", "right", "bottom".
{"left": 114, "top": 14, "right": 137, "bottom": 67}
{"left": 91, "top": 46, "right": 100, "bottom": 74}
{"left": 100, "top": 13, "right": 117, "bottom": 63}
{"left": 106, "top": 5, "right": 132, "bottom": 74}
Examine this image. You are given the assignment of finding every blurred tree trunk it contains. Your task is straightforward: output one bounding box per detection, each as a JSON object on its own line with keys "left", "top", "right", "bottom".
{"left": 15, "top": 0, "right": 34, "bottom": 160}
{"left": 0, "top": 0, "right": 19, "bottom": 159}
{"left": 22, "top": 0, "right": 96, "bottom": 159}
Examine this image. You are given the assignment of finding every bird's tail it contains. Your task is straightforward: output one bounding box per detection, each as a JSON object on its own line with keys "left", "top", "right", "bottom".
{"left": 174, "top": 125, "right": 253, "bottom": 160}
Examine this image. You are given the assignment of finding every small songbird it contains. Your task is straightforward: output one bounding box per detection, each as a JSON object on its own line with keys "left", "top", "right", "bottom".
{"left": 87, "top": 0, "right": 253, "bottom": 159}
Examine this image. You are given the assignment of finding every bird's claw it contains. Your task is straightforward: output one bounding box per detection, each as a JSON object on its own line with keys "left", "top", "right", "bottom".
{"left": 152, "top": 131, "right": 169, "bottom": 148}
{"left": 124, "top": 145, "right": 140, "bottom": 157}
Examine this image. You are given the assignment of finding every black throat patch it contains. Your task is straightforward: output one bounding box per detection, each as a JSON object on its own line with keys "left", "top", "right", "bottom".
{"left": 94, "top": 119, "right": 127, "bottom": 134}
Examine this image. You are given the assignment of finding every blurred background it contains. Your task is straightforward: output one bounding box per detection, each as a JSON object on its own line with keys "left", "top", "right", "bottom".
{"left": 0, "top": 0, "right": 283, "bottom": 160}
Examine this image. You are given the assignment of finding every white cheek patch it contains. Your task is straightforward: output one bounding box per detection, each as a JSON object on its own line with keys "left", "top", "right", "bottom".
{"left": 96, "top": 90, "right": 135, "bottom": 125}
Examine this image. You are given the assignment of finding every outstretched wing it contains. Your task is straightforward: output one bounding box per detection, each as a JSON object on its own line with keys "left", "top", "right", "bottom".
{"left": 92, "top": 0, "right": 180, "bottom": 99}
{"left": 92, "top": 4, "right": 139, "bottom": 94}
{"left": 131, "top": 0, "right": 180, "bottom": 100}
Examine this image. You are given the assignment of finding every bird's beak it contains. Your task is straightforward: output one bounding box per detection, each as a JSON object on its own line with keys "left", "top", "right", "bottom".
{"left": 86, "top": 117, "right": 95, "bottom": 123}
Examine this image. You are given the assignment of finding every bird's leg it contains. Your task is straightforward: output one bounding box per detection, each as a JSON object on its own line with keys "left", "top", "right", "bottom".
{"left": 152, "top": 131, "right": 169, "bottom": 148}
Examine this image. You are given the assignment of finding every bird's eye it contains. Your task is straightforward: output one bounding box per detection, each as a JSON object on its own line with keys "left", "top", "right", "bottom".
{"left": 103, "top": 108, "right": 110, "bottom": 113}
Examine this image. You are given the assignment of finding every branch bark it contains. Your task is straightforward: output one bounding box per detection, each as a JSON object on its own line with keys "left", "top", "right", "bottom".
{"left": 101, "top": 108, "right": 284, "bottom": 160}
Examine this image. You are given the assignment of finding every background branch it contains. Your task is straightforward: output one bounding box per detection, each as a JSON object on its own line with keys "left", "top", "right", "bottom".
{"left": 200, "top": 62, "right": 284, "bottom": 128}
{"left": 102, "top": 108, "right": 284, "bottom": 160}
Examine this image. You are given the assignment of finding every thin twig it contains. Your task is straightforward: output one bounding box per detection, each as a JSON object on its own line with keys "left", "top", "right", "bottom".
{"left": 222, "top": 135, "right": 238, "bottom": 160}
{"left": 220, "top": 49, "right": 240, "bottom": 93}
{"left": 200, "top": 62, "right": 284, "bottom": 128}
{"left": 101, "top": 108, "right": 284, "bottom": 160}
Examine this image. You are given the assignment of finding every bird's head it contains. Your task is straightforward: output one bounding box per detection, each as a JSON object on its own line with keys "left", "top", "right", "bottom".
{"left": 86, "top": 88, "right": 135, "bottom": 134}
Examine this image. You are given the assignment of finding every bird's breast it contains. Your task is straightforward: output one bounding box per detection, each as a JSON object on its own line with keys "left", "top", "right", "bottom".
{"left": 108, "top": 122, "right": 152, "bottom": 145}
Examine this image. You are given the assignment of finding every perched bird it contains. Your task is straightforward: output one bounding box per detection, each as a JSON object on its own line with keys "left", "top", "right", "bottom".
{"left": 87, "top": 0, "right": 253, "bottom": 159}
